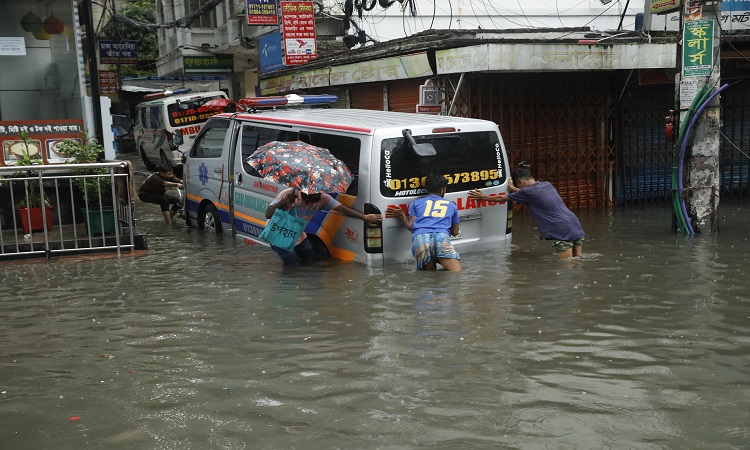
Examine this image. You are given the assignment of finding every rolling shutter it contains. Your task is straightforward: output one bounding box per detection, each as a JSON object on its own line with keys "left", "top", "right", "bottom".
{"left": 349, "top": 83, "right": 385, "bottom": 110}
{"left": 387, "top": 79, "right": 423, "bottom": 113}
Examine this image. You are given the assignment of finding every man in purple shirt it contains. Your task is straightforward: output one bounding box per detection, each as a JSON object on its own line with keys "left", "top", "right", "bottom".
{"left": 469, "top": 167, "right": 585, "bottom": 259}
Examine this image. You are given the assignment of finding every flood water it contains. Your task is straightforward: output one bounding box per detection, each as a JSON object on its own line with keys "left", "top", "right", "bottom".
{"left": 1, "top": 171, "right": 749, "bottom": 448}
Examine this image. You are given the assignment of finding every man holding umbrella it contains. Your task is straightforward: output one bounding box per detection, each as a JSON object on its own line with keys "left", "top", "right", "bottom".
{"left": 265, "top": 188, "right": 381, "bottom": 265}
{"left": 249, "top": 139, "right": 382, "bottom": 264}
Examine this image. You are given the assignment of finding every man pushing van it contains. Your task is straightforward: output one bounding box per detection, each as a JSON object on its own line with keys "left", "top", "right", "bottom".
{"left": 265, "top": 188, "right": 382, "bottom": 265}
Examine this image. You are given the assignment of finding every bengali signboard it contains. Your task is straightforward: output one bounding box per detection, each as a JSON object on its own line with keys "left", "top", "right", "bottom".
{"left": 721, "top": 0, "right": 750, "bottom": 31}
{"left": 98, "top": 70, "right": 118, "bottom": 96}
{"left": 247, "top": 0, "right": 278, "bottom": 25}
{"left": 183, "top": 55, "right": 234, "bottom": 74}
{"left": 0, "top": 37, "right": 26, "bottom": 56}
{"left": 0, "top": 120, "right": 84, "bottom": 166}
{"left": 649, "top": 0, "right": 680, "bottom": 14}
{"left": 98, "top": 40, "right": 137, "bottom": 65}
{"left": 329, "top": 53, "right": 431, "bottom": 86}
{"left": 280, "top": 1, "right": 317, "bottom": 66}
{"left": 682, "top": 20, "right": 714, "bottom": 77}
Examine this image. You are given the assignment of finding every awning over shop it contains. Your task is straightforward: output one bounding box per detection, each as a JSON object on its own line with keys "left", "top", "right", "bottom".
{"left": 259, "top": 28, "right": 678, "bottom": 95}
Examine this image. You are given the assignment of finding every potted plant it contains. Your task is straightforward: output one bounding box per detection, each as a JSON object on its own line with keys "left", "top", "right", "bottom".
{"left": 14, "top": 130, "right": 53, "bottom": 234}
{"left": 55, "top": 135, "right": 116, "bottom": 235}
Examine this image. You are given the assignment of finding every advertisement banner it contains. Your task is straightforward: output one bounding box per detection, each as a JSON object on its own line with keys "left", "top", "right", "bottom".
{"left": 0, "top": 119, "right": 84, "bottom": 166}
{"left": 247, "top": 0, "right": 278, "bottom": 25}
{"left": 682, "top": 20, "right": 714, "bottom": 77}
{"left": 98, "top": 40, "right": 137, "bottom": 65}
{"left": 259, "top": 32, "right": 284, "bottom": 74}
{"left": 280, "top": 1, "right": 317, "bottom": 66}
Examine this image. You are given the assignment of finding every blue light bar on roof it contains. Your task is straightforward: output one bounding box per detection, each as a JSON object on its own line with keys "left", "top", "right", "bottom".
{"left": 237, "top": 94, "right": 338, "bottom": 109}
{"left": 142, "top": 87, "right": 192, "bottom": 100}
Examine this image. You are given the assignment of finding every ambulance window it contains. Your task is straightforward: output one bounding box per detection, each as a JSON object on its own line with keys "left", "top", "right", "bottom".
{"left": 190, "top": 118, "right": 229, "bottom": 158}
{"left": 379, "top": 131, "right": 506, "bottom": 197}
{"left": 147, "top": 106, "right": 161, "bottom": 129}
{"left": 303, "top": 132, "right": 361, "bottom": 195}
{"left": 237, "top": 126, "right": 299, "bottom": 159}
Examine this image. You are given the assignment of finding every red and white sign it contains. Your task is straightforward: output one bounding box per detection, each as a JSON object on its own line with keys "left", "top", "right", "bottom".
{"left": 416, "top": 105, "right": 441, "bottom": 114}
{"left": 280, "top": 1, "right": 317, "bottom": 66}
{"left": 99, "top": 70, "right": 119, "bottom": 95}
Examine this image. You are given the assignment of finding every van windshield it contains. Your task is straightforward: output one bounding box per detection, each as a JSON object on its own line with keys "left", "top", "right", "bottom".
{"left": 167, "top": 95, "right": 226, "bottom": 128}
{"left": 380, "top": 131, "right": 506, "bottom": 197}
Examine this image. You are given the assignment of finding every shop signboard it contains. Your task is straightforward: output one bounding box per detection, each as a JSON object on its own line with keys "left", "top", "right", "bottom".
{"left": 99, "top": 70, "right": 118, "bottom": 96}
{"left": 682, "top": 20, "right": 714, "bottom": 77}
{"left": 183, "top": 55, "right": 234, "bottom": 74}
{"left": 259, "top": 32, "right": 284, "bottom": 74}
{"left": 280, "top": 1, "right": 317, "bottom": 66}
{"left": 329, "top": 52, "right": 431, "bottom": 86}
{"left": 247, "top": 0, "right": 278, "bottom": 25}
{"left": 98, "top": 40, "right": 137, "bottom": 65}
{"left": 721, "top": 0, "right": 750, "bottom": 31}
{"left": 0, "top": 119, "right": 84, "bottom": 166}
{"left": 649, "top": 0, "right": 680, "bottom": 14}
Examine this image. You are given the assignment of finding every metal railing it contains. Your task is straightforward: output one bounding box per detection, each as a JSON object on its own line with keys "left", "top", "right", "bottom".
{"left": 0, "top": 162, "right": 140, "bottom": 260}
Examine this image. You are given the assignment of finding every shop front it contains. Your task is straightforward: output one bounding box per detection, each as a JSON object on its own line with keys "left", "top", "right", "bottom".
{"left": 0, "top": 1, "right": 113, "bottom": 166}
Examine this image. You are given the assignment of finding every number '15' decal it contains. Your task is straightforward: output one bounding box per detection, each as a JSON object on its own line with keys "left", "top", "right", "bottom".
{"left": 423, "top": 199, "right": 449, "bottom": 217}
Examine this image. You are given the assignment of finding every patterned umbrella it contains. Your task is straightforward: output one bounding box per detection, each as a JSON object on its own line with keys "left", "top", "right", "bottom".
{"left": 246, "top": 140, "right": 354, "bottom": 194}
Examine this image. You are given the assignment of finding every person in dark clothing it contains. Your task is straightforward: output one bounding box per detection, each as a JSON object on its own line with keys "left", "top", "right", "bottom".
{"left": 469, "top": 167, "right": 585, "bottom": 259}
{"left": 138, "top": 165, "right": 183, "bottom": 224}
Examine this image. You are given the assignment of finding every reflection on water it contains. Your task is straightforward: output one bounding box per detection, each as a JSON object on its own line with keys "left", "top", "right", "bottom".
{"left": 1, "top": 203, "right": 749, "bottom": 449}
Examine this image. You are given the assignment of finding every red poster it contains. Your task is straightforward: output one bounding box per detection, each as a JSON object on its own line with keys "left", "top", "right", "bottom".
{"left": 0, "top": 119, "right": 85, "bottom": 166}
{"left": 247, "top": 0, "right": 278, "bottom": 25}
{"left": 280, "top": 1, "right": 317, "bottom": 66}
{"left": 99, "top": 70, "right": 119, "bottom": 95}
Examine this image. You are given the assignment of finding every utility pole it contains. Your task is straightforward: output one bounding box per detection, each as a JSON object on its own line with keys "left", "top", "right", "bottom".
{"left": 82, "top": 0, "right": 104, "bottom": 148}
{"left": 679, "top": 0, "right": 722, "bottom": 233}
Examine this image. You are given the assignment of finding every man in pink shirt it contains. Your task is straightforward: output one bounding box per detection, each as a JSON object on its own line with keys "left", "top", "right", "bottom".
{"left": 265, "top": 188, "right": 382, "bottom": 265}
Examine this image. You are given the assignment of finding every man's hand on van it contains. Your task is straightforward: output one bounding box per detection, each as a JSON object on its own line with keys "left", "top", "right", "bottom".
{"left": 385, "top": 206, "right": 405, "bottom": 219}
{"left": 469, "top": 189, "right": 509, "bottom": 203}
{"left": 363, "top": 213, "right": 382, "bottom": 225}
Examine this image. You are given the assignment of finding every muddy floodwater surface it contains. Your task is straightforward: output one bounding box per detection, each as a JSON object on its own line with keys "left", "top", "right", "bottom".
{"left": 1, "top": 198, "right": 749, "bottom": 449}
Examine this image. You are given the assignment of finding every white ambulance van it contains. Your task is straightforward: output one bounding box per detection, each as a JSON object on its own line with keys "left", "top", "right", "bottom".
{"left": 134, "top": 89, "right": 229, "bottom": 170}
{"left": 182, "top": 95, "right": 513, "bottom": 266}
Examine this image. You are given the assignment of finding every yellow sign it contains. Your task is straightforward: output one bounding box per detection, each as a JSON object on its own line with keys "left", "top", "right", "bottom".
{"left": 650, "top": 0, "right": 680, "bottom": 14}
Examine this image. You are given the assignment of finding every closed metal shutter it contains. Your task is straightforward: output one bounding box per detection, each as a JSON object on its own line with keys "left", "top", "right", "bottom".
{"left": 457, "top": 72, "right": 614, "bottom": 211}
{"left": 349, "top": 83, "right": 385, "bottom": 110}
{"left": 387, "top": 79, "right": 424, "bottom": 113}
{"left": 618, "top": 84, "right": 674, "bottom": 205}
{"left": 721, "top": 82, "right": 750, "bottom": 200}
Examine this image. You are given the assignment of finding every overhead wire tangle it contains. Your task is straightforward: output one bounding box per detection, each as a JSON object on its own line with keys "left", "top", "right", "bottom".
{"left": 475, "top": 0, "right": 500, "bottom": 28}
{"left": 479, "top": 0, "right": 551, "bottom": 28}
{"left": 515, "top": 0, "right": 535, "bottom": 28}
{"left": 555, "top": 0, "right": 566, "bottom": 28}
{"left": 545, "top": 0, "right": 618, "bottom": 41}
